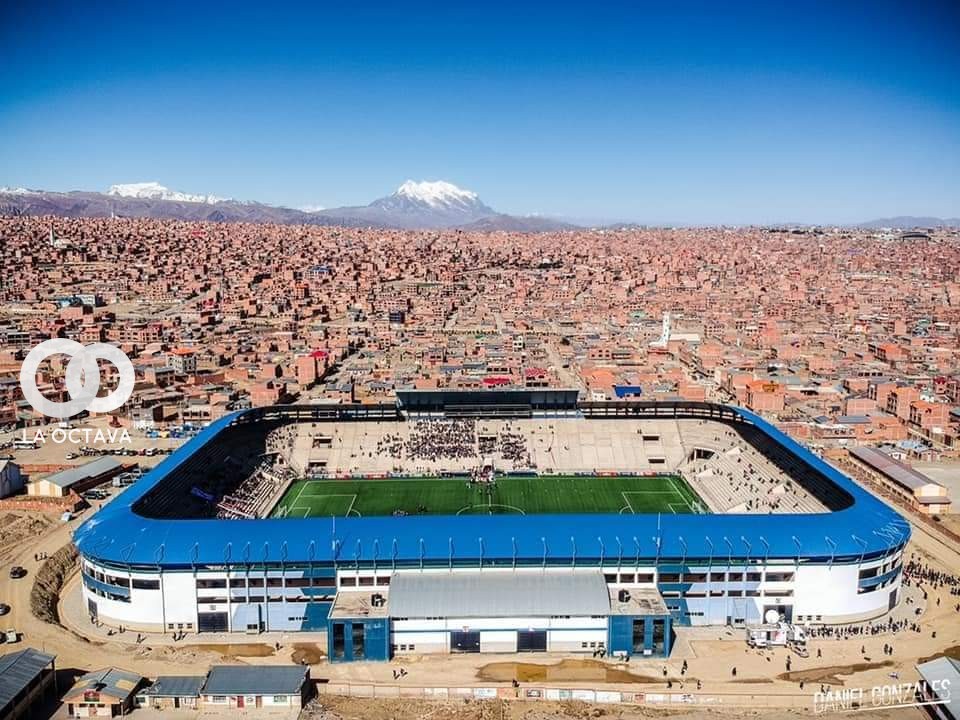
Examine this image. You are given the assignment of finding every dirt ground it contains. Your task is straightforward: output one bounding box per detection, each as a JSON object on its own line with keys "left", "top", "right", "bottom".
{"left": 303, "top": 695, "right": 923, "bottom": 720}
{"left": 0, "top": 492, "right": 957, "bottom": 719}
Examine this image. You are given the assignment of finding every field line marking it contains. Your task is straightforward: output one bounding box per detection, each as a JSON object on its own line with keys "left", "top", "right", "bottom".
{"left": 345, "top": 493, "right": 358, "bottom": 518}
{"left": 620, "top": 491, "right": 636, "bottom": 514}
{"left": 291, "top": 481, "right": 309, "bottom": 506}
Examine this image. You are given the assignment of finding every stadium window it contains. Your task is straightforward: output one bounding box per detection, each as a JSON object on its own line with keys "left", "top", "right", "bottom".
{"left": 315, "top": 577, "right": 336, "bottom": 587}
{"left": 229, "top": 579, "right": 247, "bottom": 588}
{"left": 649, "top": 458, "right": 666, "bottom": 465}
{"left": 286, "top": 578, "right": 312, "bottom": 587}
{"left": 604, "top": 573, "right": 618, "bottom": 583}
{"left": 248, "top": 596, "right": 265, "bottom": 603}
{"left": 765, "top": 573, "right": 795, "bottom": 583}
{"left": 376, "top": 576, "right": 391, "bottom": 585}
{"left": 132, "top": 578, "right": 160, "bottom": 590}
{"left": 728, "top": 572, "right": 744, "bottom": 582}
{"left": 728, "top": 590, "right": 743, "bottom": 597}
{"left": 684, "top": 573, "right": 707, "bottom": 583}
{"left": 248, "top": 578, "right": 264, "bottom": 587}
{"left": 359, "top": 576, "right": 375, "bottom": 586}
{"left": 658, "top": 573, "right": 681, "bottom": 583}
{"left": 196, "top": 578, "right": 227, "bottom": 589}
{"left": 618, "top": 573, "right": 636, "bottom": 583}
{"left": 710, "top": 590, "right": 724, "bottom": 597}
{"left": 266, "top": 578, "right": 284, "bottom": 587}
{"left": 581, "top": 642, "right": 588, "bottom": 648}
{"left": 746, "top": 590, "right": 761, "bottom": 597}
{"left": 636, "top": 574, "right": 654, "bottom": 583}
{"left": 409, "top": 645, "right": 415, "bottom": 651}
{"left": 858, "top": 567, "right": 880, "bottom": 580}
{"left": 341, "top": 577, "right": 357, "bottom": 587}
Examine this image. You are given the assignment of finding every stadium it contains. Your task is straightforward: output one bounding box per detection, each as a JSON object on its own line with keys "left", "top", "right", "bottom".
{"left": 74, "top": 391, "right": 910, "bottom": 663}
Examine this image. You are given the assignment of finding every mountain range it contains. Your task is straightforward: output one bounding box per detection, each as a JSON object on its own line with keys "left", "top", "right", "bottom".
{"left": 0, "top": 181, "right": 575, "bottom": 231}
{"left": 1, "top": 183, "right": 957, "bottom": 231}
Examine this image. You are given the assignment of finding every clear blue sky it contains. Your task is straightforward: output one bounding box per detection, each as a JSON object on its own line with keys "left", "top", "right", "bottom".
{"left": 1, "top": 1, "right": 958, "bottom": 224}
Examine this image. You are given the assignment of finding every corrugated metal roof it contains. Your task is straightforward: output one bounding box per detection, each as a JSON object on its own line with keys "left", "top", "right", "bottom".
{"left": 138, "top": 676, "right": 206, "bottom": 697}
{"left": 0, "top": 648, "right": 55, "bottom": 709}
{"left": 389, "top": 571, "right": 610, "bottom": 618}
{"left": 203, "top": 665, "right": 308, "bottom": 696}
{"left": 850, "top": 446, "right": 942, "bottom": 492}
{"left": 44, "top": 457, "right": 123, "bottom": 488}
{"left": 915, "top": 656, "right": 960, "bottom": 702}
{"left": 67, "top": 667, "right": 143, "bottom": 701}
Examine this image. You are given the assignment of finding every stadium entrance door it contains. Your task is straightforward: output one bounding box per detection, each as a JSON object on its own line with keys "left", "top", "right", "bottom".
{"left": 517, "top": 630, "right": 547, "bottom": 652}
{"left": 451, "top": 631, "right": 481, "bottom": 653}
{"left": 198, "top": 611, "right": 229, "bottom": 633}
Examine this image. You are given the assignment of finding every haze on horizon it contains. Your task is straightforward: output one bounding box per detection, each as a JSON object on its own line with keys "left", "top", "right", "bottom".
{"left": 1, "top": 1, "right": 958, "bottom": 226}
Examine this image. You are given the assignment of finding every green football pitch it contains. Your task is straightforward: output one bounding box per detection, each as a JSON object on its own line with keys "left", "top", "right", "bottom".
{"left": 271, "top": 474, "right": 706, "bottom": 518}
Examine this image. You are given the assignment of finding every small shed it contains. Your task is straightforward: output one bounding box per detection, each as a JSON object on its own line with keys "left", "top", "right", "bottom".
{"left": 64, "top": 667, "right": 143, "bottom": 718}
{"left": 136, "top": 675, "right": 205, "bottom": 710}
{"left": 28, "top": 457, "right": 125, "bottom": 498}
{"left": 201, "top": 665, "right": 310, "bottom": 710}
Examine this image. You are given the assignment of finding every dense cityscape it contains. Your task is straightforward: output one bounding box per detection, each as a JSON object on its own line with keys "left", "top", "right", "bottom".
{"left": 2, "top": 217, "right": 958, "bottom": 459}
{"left": 2, "top": 1, "right": 959, "bottom": 719}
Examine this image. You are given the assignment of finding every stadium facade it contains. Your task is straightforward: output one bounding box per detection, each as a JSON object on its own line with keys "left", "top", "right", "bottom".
{"left": 74, "top": 394, "right": 910, "bottom": 662}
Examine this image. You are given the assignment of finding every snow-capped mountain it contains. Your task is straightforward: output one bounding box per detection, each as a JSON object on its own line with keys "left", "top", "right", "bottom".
{"left": 322, "top": 180, "right": 497, "bottom": 229}
{"left": 0, "top": 180, "right": 577, "bottom": 231}
{"left": 107, "top": 181, "right": 227, "bottom": 205}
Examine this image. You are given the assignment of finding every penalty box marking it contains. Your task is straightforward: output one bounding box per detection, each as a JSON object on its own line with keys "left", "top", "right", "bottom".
{"left": 291, "top": 493, "right": 358, "bottom": 518}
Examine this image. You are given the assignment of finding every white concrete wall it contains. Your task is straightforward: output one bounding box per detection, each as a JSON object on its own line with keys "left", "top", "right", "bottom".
{"left": 480, "top": 630, "right": 517, "bottom": 653}
{"left": 548, "top": 628, "right": 607, "bottom": 652}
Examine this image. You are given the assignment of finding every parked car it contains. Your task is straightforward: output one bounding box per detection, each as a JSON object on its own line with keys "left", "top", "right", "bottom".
{"left": 0, "top": 604, "right": 10, "bottom": 616}
{"left": 8, "top": 567, "right": 26, "bottom": 579}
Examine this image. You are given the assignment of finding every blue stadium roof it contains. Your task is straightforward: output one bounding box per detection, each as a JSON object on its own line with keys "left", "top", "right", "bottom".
{"left": 74, "top": 405, "right": 909, "bottom": 568}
